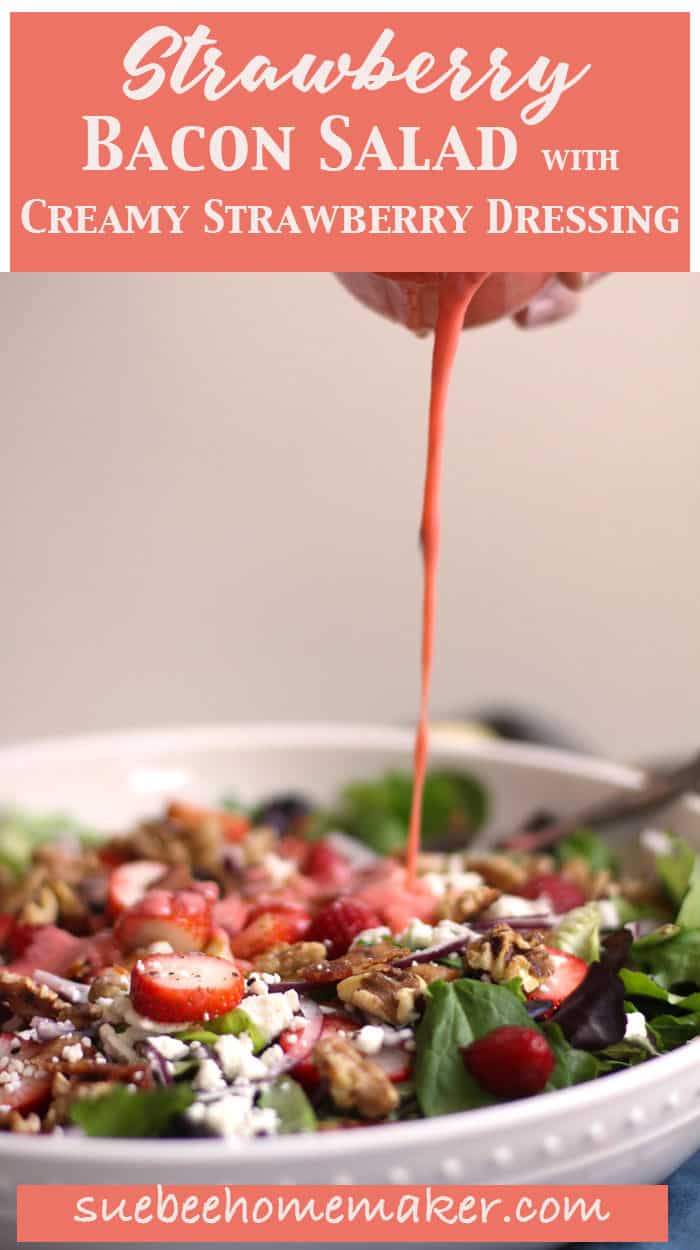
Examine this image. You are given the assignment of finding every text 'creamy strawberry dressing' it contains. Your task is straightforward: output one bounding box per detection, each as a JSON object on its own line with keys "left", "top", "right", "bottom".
{"left": 405, "top": 272, "right": 488, "bottom": 884}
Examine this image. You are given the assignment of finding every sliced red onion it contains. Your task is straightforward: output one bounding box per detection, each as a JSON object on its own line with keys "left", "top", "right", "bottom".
{"left": 259, "top": 996, "right": 323, "bottom": 1079}
{"left": 325, "top": 831, "right": 378, "bottom": 870}
{"left": 142, "top": 1041, "right": 174, "bottom": 1086}
{"left": 394, "top": 936, "right": 474, "bottom": 967}
{"left": 33, "top": 969, "right": 90, "bottom": 1003}
{"left": 471, "top": 914, "right": 554, "bottom": 932}
{"left": 31, "top": 1017, "right": 76, "bottom": 1042}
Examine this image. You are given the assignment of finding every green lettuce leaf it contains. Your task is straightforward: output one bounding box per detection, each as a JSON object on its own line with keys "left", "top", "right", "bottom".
{"left": 632, "top": 926, "right": 700, "bottom": 990}
{"left": 414, "top": 978, "right": 594, "bottom": 1117}
{"left": 70, "top": 1085, "right": 193, "bottom": 1138}
{"left": 311, "top": 770, "right": 487, "bottom": 854}
{"left": 556, "top": 828, "right": 618, "bottom": 875}
{"left": 550, "top": 904, "right": 601, "bottom": 963}
{"left": 258, "top": 1077, "right": 316, "bottom": 1133}
{"left": 649, "top": 1012, "right": 700, "bottom": 1050}
{"left": 0, "top": 805, "right": 97, "bottom": 879}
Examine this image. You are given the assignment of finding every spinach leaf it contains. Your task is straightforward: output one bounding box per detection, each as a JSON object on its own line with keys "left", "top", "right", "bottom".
{"left": 415, "top": 979, "right": 530, "bottom": 1116}
{"left": 654, "top": 835, "right": 695, "bottom": 908}
{"left": 542, "top": 1023, "right": 599, "bottom": 1087}
{"left": 556, "top": 828, "right": 617, "bottom": 875}
{"left": 649, "top": 1012, "right": 700, "bottom": 1051}
{"left": 414, "top": 979, "right": 594, "bottom": 1117}
{"left": 312, "top": 769, "right": 487, "bottom": 854}
{"left": 258, "top": 1077, "right": 316, "bottom": 1133}
{"left": 70, "top": 1085, "right": 193, "bottom": 1138}
{"left": 632, "top": 926, "right": 700, "bottom": 990}
{"left": 619, "top": 968, "right": 671, "bottom": 1006}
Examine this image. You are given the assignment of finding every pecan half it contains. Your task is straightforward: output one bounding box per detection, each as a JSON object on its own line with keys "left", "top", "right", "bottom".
{"left": 253, "top": 941, "right": 327, "bottom": 978}
{"left": 337, "top": 964, "right": 427, "bottom": 1024}
{"left": 0, "top": 971, "right": 100, "bottom": 1026}
{"left": 313, "top": 1034, "right": 398, "bottom": 1120}
{"left": 297, "top": 941, "right": 409, "bottom": 985}
{"left": 463, "top": 923, "right": 552, "bottom": 993}
{"left": 436, "top": 883, "right": 501, "bottom": 922}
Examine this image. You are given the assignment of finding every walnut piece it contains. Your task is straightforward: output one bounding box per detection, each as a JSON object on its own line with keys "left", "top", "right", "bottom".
{"left": 253, "top": 941, "right": 327, "bottom": 978}
{"left": 338, "top": 964, "right": 427, "bottom": 1024}
{"left": 0, "top": 971, "right": 100, "bottom": 1026}
{"left": 297, "top": 941, "right": 409, "bottom": 985}
{"left": 436, "top": 883, "right": 501, "bottom": 922}
{"left": 463, "top": 854, "right": 529, "bottom": 893}
{"left": 313, "top": 1034, "right": 398, "bottom": 1120}
{"left": 0, "top": 1110, "right": 42, "bottom": 1134}
{"left": 463, "top": 923, "right": 552, "bottom": 993}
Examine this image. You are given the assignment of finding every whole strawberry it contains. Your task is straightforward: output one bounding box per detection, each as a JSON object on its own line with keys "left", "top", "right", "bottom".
{"left": 306, "top": 897, "right": 380, "bottom": 959}
{"left": 461, "top": 1025, "right": 554, "bottom": 1098}
{"left": 520, "top": 873, "right": 586, "bottom": 913}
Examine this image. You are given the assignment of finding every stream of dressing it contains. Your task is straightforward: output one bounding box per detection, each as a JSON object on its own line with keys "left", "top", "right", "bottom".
{"left": 405, "top": 273, "right": 489, "bottom": 884}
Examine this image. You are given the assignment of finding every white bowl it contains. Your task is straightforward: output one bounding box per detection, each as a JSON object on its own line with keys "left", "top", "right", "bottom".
{"left": 1, "top": 723, "right": 699, "bottom": 1250}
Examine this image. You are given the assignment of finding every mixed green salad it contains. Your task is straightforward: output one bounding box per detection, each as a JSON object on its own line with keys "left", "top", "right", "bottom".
{"left": 0, "top": 770, "right": 697, "bottom": 1140}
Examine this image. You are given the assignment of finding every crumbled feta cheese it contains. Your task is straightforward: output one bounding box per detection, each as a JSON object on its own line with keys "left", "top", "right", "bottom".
{"left": 624, "top": 1012, "right": 652, "bottom": 1048}
{"left": 595, "top": 899, "right": 622, "bottom": 930}
{"left": 261, "top": 852, "right": 295, "bottom": 886}
{"left": 187, "top": 1093, "right": 278, "bottom": 1139}
{"left": 193, "top": 1058, "right": 226, "bottom": 1093}
{"left": 355, "top": 1025, "right": 384, "bottom": 1055}
{"left": 483, "top": 893, "right": 551, "bottom": 919}
{"left": 61, "top": 1043, "right": 84, "bottom": 1065}
{"left": 237, "top": 990, "right": 299, "bottom": 1044}
{"left": 400, "top": 918, "right": 434, "bottom": 949}
{"left": 640, "top": 829, "right": 674, "bottom": 858}
{"left": 245, "top": 973, "right": 270, "bottom": 997}
{"left": 148, "top": 1035, "right": 189, "bottom": 1062}
{"left": 260, "top": 1044, "right": 284, "bottom": 1071}
{"left": 144, "top": 941, "right": 175, "bottom": 955}
{"left": 422, "top": 870, "right": 484, "bottom": 898}
{"left": 351, "top": 926, "right": 392, "bottom": 948}
{"left": 396, "top": 917, "right": 472, "bottom": 951}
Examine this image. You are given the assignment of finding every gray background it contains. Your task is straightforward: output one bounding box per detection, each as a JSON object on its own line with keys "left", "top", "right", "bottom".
{"left": 0, "top": 272, "right": 698, "bottom": 759}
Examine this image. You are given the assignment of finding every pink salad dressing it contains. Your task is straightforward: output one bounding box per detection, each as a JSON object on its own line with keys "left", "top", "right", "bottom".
{"left": 405, "top": 273, "right": 489, "bottom": 884}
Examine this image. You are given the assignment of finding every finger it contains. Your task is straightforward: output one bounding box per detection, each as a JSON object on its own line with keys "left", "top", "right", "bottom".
{"left": 513, "top": 277, "right": 579, "bottom": 329}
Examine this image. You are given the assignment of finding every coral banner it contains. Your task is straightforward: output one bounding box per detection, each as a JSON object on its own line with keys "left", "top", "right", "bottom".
{"left": 16, "top": 1183, "right": 668, "bottom": 1243}
{"left": 10, "top": 11, "right": 690, "bottom": 271}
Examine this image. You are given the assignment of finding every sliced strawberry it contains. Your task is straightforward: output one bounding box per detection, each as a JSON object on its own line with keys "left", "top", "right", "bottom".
{"left": 0, "top": 1057, "right": 52, "bottom": 1116}
{"left": 306, "top": 898, "right": 380, "bottom": 959}
{"left": 108, "top": 860, "right": 166, "bottom": 916}
{"left": 277, "top": 835, "right": 310, "bottom": 864}
{"left": 130, "top": 952, "right": 243, "bottom": 1024}
{"left": 245, "top": 899, "right": 309, "bottom": 925}
{"left": 278, "top": 1009, "right": 323, "bottom": 1071}
{"left": 231, "top": 909, "right": 311, "bottom": 959}
{"left": 7, "top": 926, "right": 83, "bottom": 976}
{"left": 520, "top": 873, "right": 587, "bottom": 913}
{"left": 374, "top": 1048, "right": 413, "bottom": 1084}
{"left": 304, "top": 841, "right": 353, "bottom": 889}
{"left": 529, "top": 947, "right": 589, "bottom": 1009}
{"left": 355, "top": 863, "right": 438, "bottom": 933}
{"left": 114, "top": 889, "right": 212, "bottom": 954}
{"left": 211, "top": 893, "right": 249, "bottom": 937}
{"left": 0, "top": 915, "right": 14, "bottom": 951}
{"left": 287, "top": 1012, "right": 356, "bottom": 1089}
{"left": 167, "top": 800, "right": 250, "bottom": 844}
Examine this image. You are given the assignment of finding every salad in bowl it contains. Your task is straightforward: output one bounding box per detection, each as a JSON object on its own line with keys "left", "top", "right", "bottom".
{"left": 0, "top": 756, "right": 697, "bottom": 1145}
